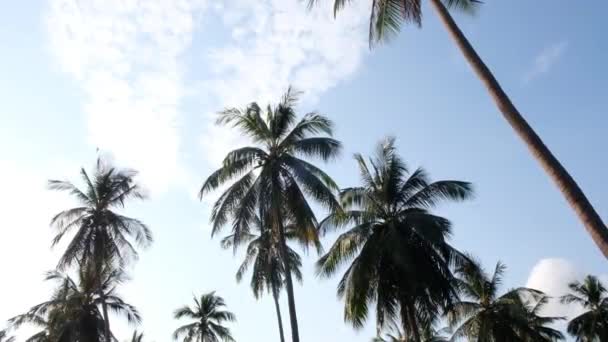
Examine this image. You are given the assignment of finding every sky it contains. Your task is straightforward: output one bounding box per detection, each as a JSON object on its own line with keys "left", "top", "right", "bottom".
{"left": 1, "top": 0, "right": 607, "bottom": 341}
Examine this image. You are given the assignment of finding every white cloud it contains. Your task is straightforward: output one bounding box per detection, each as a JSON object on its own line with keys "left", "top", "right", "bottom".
{"left": 199, "top": 0, "right": 369, "bottom": 167}
{"left": 523, "top": 41, "right": 568, "bottom": 83}
{"left": 46, "top": 0, "right": 208, "bottom": 193}
{"left": 525, "top": 257, "right": 608, "bottom": 333}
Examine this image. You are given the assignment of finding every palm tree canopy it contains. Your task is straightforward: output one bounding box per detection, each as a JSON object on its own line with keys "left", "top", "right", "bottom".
{"left": 199, "top": 87, "right": 341, "bottom": 248}
{"left": 10, "top": 264, "right": 140, "bottom": 342}
{"left": 130, "top": 331, "right": 144, "bottom": 342}
{"left": 317, "top": 137, "right": 473, "bottom": 330}
{"left": 220, "top": 214, "right": 305, "bottom": 299}
{"left": 0, "top": 330, "right": 15, "bottom": 342}
{"left": 449, "top": 258, "right": 564, "bottom": 341}
{"left": 48, "top": 157, "right": 152, "bottom": 270}
{"left": 560, "top": 275, "right": 608, "bottom": 341}
{"left": 308, "top": 0, "right": 481, "bottom": 46}
{"left": 173, "top": 292, "right": 236, "bottom": 342}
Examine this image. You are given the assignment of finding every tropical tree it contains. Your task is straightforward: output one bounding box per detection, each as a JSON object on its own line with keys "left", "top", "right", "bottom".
{"left": 221, "top": 213, "right": 314, "bottom": 342}
{"left": 10, "top": 265, "right": 140, "bottom": 342}
{"left": 0, "top": 330, "right": 15, "bottom": 342}
{"left": 172, "top": 292, "right": 236, "bottom": 342}
{"left": 199, "top": 87, "right": 341, "bottom": 342}
{"left": 560, "top": 275, "right": 608, "bottom": 341}
{"left": 130, "top": 331, "right": 144, "bottom": 342}
{"left": 48, "top": 157, "right": 152, "bottom": 340}
{"left": 317, "top": 137, "right": 473, "bottom": 342}
{"left": 448, "top": 259, "right": 564, "bottom": 341}
{"left": 308, "top": 0, "right": 608, "bottom": 258}
{"left": 373, "top": 321, "right": 449, "bottom": 341}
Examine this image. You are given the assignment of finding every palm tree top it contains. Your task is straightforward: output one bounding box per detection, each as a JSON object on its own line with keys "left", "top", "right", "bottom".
{"left": 173, "top": 292, "right": 236, "bottom": 342}
{"left": 199, "top": 87, "right": 342, "bottom": 242}
{"left": 48, "top": 157, "right": 152, "bottom": 269}
{"left": 308, "top": 0, "right": 481, "bottom": 46}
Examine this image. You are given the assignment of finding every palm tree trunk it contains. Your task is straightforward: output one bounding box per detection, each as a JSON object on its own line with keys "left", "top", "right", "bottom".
{"left": 428, "top": 0, "right": 608, "bottom": 259}
{"left": 401, "top": 302, "right": 420, "bottom": 342}
{"left": 277, "top": 218, "right": 300, "bottom": 342}
{"left": 271, "top": 284, "right": 286, "bottom": 342}
{"left": 101, "top": 297, "right": 111, "bottom": 342}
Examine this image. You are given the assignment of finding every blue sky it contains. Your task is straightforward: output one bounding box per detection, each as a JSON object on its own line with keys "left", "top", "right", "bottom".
{"left": 1, "top": 0, "right": 607, "bottom": 341}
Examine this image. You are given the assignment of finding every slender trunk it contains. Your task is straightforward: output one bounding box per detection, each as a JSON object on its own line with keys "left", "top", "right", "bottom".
{"left": 101, "top": 297, "right": 110, "bottom": 342}
{"left": 428, "top": 0, "right": 608, "bottom": 258}
{"left": 271, "top": 283, "right": 286, "bottom": 342}
{"left": 400, "top": 301, "right": 420, "bottom": 342}
{"left": 277, "top": 218, "right": 300, "bottom": 342}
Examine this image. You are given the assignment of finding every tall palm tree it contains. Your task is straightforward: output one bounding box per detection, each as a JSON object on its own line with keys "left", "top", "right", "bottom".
{"left": 448, "top": 259, "right": 564, "bottom": 341}
{"left": 48, "top": 157, "right": 152, "bottom": 341}
{"left": 130, "top": 331, "right": 144, "bottom": 342}
{"left": 173, "top": 292, "right": 236, "bottom": 342}
{"left": 560, "top": 275, "right": 608, "bottom": 341}
{"left": 309, "top": 0, "right": 608, "bottom": 258}
{"left": 0, "top": 330, "right": 15, "bottom": 342}
{"left": 10, "top": 266, "right": 140, "bottom": 342}
{"left": 200, "top": 87, "right": 341, "bottom": 342}
{"left": 221, "top": 214, "right": 312, "bottom": 342}
{"left": 317, "top": 138, "right": 473, "bottom": 342}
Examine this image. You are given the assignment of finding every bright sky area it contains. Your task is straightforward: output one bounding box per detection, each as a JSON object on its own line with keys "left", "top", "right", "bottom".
{"left": 1, "top": 0, "right": 607, "bottom": 341}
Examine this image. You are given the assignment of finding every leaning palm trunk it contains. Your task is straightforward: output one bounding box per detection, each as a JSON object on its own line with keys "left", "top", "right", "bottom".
{"left": 428, "top": 0, "right": 608, "bottom": 258}
{"left": 271, "top": 283, "right": 286, "bottom": 342}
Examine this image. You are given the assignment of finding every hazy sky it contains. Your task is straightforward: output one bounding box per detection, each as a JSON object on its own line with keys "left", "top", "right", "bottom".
{"left": 1, "top": 0, "right": 607, "bottom": 341}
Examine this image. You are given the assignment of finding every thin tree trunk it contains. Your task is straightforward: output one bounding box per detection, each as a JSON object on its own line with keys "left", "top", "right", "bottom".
{"left": 277, "top": 218, "right": 300, "bottom": 342}
{"left": 271, "top": 283, "right": 286, "bottom": 342}
{"left": 429, "top": 0, "right": 608, "bottom": 258}
{"left": 101, "top": 297, "right": 110, "bottom": 342}
{"left": 400, "top": 301, "right": 420, "bottom": 342}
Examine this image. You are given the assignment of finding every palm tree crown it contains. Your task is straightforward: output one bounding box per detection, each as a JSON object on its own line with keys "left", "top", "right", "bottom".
{"left": 130, "top": 331, "right": 144, "bottom": 342}
{"left": 220, "top": 214, "right": 306, "bottom": 299}
{"left": 309, "top": 0, "right": 480, "bottom": 46}
{"left": 48, "top": 157, "right": 152, "bottom": 270}
{"left": 173, "top": 292, "right": 236, "bottom": 342}
{"left": 317, "top": 137, "right": 473, "bottom": 339}
{"left": 561, "top": 275, "right": 608, "bottom": 341}
{"left": 0, "top": 330, "right": 15, "bottom": 342}
{"left": 448, "top": 259, "right": 563, "bottom": 341}
{"left": 10, "top": 265, "right": 140, "bottom": 342}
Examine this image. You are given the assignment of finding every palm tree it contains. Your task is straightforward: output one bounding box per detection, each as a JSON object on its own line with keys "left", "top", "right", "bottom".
{"left": 448, "top": 259, "right": 564, "bottom": 341}
{"left": 221, "top": 214, "right": 310, "bottom": 342}
{"left": 130, "top": 331, "right": 144, "bottom": 342}
{"left": 199, "top": 87, "right": 341, "bottom": 342}
{"left": 0, "top": 330, "right": 15, "bottom": 342}
{"left": 173, "top": 292, "right": 236, "bottom": 342}
{"left": 48, "top": 157, "right": 152, "bottom": 341}
{"left": 309, "top": 0, "right": 608, "bottom": 258}
{"left": 560, "top": 275, "right": 608, "bottom": 341}
{"left": 10, "top": 266, "right": 140, "bottom": 342}
{"left": 373, "top": 321, "right": 449, "bottom": 341}
{"left": 317, "top": 137, "right": 473, "bottom": 342}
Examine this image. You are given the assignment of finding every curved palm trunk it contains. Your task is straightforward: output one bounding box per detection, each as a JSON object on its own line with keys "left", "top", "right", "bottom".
{"left": 428, "top": 0, "right": 608, "bottom": 259}
{"left": 271, "top": 284, "right": 286, "bottom": 342}
{"left": 277, "top": 219, "right": 300, "bottom": 342}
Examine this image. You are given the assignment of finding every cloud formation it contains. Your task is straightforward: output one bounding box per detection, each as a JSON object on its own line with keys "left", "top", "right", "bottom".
{"left": 46, "top": 0, "right": 208, "bottom": 193}
{"left": 200, "top": 0, "right": 369, "bottom": 166}
{"left": 523, "top": 41, "right": 568, "bottom": 83}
